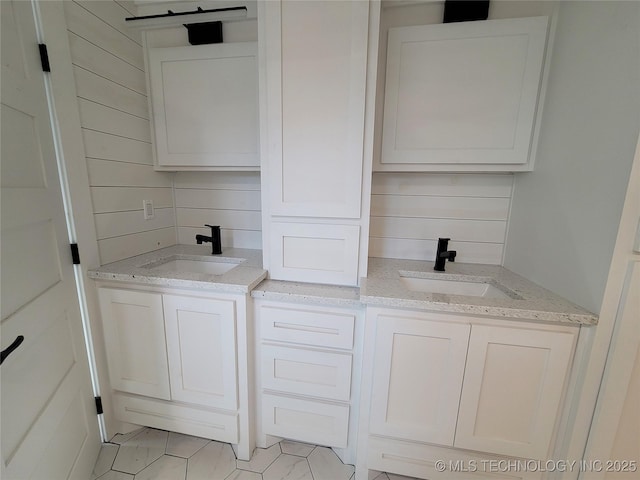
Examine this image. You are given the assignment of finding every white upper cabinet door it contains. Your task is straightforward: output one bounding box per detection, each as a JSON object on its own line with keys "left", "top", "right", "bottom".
{"left": 379, "top": 16, "right": 549, "bottom": 172}
{"left": 264, "top": 0, "right": 369, "bottom": 218}
{"left": 98, "top": 288, "right": 171, "bottom": 400}
{"left": 163, "top": 295, "right": 238, "bottom": 410}
{"left": 455, "top": 324, "right": 576, "bottom": 460}
{"left": 148, "top": 42, "right": 259, "bottom": 170}
{"left": 369, "top": 312, "right": 470, "bottom": 446}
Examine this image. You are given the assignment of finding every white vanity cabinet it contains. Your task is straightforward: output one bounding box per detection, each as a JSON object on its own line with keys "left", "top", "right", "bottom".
{"left": 259, "top": 0, "right": 378, "bottom": 285}
{"left": 98, "top": 285, "right": 251, "bottom": 457}
{"left": 365, "top": 307, "right": 578, "bottom": 479}
{"left": 377, "top": 16, "right": 550, "bottom": 172}
{"left": 254, "top": 299, "right": 363, "bottom": 463}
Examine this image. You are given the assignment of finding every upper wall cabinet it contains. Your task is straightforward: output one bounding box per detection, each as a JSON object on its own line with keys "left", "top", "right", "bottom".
{"left": 377, "top": 16, "right": 550, "bottom": 172}
{"left": 148, "top": 42, "right": 259, "bottom": 171}
{"left": 263, "top": 0, "right": 369, "bottom": 218}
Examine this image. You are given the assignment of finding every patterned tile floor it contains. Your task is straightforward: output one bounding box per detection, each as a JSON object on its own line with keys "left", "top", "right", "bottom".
{"left": 91, "top": 427, "right": 416, "bottom": 480}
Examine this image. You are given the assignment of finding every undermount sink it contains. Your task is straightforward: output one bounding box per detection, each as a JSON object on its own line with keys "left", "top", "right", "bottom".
{"left": 399, "top": 275, "right": 514, "bottom": 299}
{"left": 144, "top": 256, "right": 242, "bottom": 276}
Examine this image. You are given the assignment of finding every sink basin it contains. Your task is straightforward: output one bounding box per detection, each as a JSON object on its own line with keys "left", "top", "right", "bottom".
{"left": 400, "top": 276, "right": 513, "bottom": 299}
{"left": 145, "top": 257, "right": 241, "bottom": 276}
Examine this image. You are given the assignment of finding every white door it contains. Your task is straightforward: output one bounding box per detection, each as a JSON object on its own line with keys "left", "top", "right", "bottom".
{"left": 0, "top": 1, "right": 100, "bottom": 478}
{"left": 580, "top": 262, "right": 639, "bottom": 480}
{"left": 580, "top": 132, "right": 640, "bottom": 478}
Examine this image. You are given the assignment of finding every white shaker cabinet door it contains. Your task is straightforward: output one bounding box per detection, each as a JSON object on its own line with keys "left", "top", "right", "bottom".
{"left": 148, "top": 42, "right": 259, "bottom": 169}
{"left": 263, "top": 0, "right": 369, "bottom": 218}
{"left": 163, "top": 295, "right": 238, "bottom": 410}
{"left": 99, "top": 288, "right": 170, "bottom": 399}
{"left": 380, "top": 16, "right": 549, "bottom": 171}
{"left": 369, "top": 313, "right": 470, "bottom": 446}
{"left": 455, "top": 324, "right": 576, "bottom": 460}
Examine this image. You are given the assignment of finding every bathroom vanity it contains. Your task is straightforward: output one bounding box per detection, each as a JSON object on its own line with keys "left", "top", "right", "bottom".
{"left": 90, "top": 250, "right": 596, "bottom": 476}
{"left": 91, "top": 245, "right": 597, "bottom": 478}
{"left": 89, "top": 246, "right": 266, "bottom": 461}
{"left": 357, "top": 258, "right": 596, "bottom": 479}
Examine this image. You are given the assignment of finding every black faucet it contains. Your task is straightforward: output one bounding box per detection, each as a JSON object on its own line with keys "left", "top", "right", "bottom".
{"left": 196, "top": 224, "right": 222, "bottom": 255}
{"left": 434, "top": 237, "right": 456, "bottom": 271}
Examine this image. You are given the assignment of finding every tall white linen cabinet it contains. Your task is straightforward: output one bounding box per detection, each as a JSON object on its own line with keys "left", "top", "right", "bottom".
{"left": 258, "top": 0, "right": 380, "bottom": 286}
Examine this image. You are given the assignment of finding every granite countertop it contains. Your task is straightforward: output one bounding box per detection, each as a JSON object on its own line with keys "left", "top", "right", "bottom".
{"left": 88, "top": 245, "right": 267, "bottom": 294}
{"left": 251, "top": 279, "right": 361, "bottom": 308}
{"left": 361, "top": 257, "right": 599, "bottom": 325}
{"left": 89, "top": 247, "right": 598, "bottom": 325}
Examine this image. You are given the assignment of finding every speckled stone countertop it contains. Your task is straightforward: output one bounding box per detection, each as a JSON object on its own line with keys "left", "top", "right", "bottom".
{"left": 89, "top": 248, "right": 598, "bottom": 325}
{"left": 88, "top": 245, "right": 267, "bottom": 294}
{"left": 361, "top": 257, "right": 598, "bottom": 325}
{"left": 251, "top": 279, "right": 360, "bottom": 308}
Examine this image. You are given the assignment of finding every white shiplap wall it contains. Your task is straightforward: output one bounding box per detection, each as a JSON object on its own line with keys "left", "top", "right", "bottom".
{"left": 369, "top": 173, "right": 513, "bottom": 264}
{"left": 174, "top": 172, "right": 262, "bottom": 249}
{"left": 65, "top": 0, "right": 176, "bottom": 265}
{"left": 65, "top": 0, "right": 512, "bottom": 266}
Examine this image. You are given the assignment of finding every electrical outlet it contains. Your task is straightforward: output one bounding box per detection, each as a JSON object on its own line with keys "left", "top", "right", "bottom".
{"left": 143, "top": 199, "right": 154, "bottom": 220}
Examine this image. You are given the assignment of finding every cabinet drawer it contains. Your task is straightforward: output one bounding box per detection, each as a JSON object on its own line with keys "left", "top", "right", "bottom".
{"left": 259, "top": 303, "right": 355, "bottom": 349}
{"left": 262, "top": 344, "right": 352, "bottom": 401}
{"left": 368, "top": 436, "right": 542, "bottom": 480}
{"left": 262, "top": 393, "right": 349, "bottom": 448}
{"left": 113, "top": 393, "right": 238, "bottom": 444}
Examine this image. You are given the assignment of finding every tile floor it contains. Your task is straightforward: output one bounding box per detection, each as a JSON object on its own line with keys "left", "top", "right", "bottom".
{"left": 91, "top": 428, "right": 416, "bottom": 480}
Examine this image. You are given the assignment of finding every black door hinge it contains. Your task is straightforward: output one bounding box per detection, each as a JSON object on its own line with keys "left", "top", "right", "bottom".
{"left": 95, "top": 396, "right": 103, "bottom": 415}
{"left": 70, "top": 243, "right": 80, "bottom": 265}
{"left": 38, "top": 44, "right": 50, "bottom": 72}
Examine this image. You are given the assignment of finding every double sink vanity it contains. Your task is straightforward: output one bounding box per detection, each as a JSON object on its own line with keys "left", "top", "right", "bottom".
{"left": 89, "top": 245, "right": 597, "bottom": 480}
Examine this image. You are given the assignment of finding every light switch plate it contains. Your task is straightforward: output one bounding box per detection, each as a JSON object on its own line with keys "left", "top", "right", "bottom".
{"left": 143, "top": 199, "right": 154, "bottom": 220}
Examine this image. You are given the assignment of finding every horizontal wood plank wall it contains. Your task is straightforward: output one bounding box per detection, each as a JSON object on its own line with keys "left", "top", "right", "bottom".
{"left": 369, "top": 173, "right": 514, "bottom": 264}
{"left": 174, "top": 172, "right": 262, "bottom": 250}
{"left": 65, "top": 0, "right": 176, "bottom": 265}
